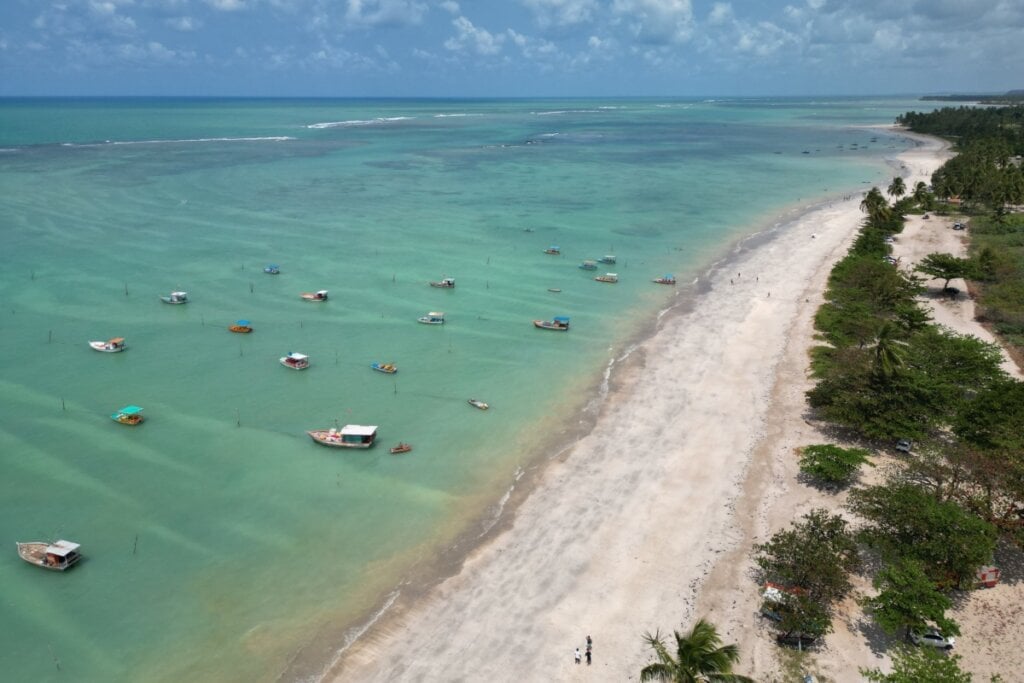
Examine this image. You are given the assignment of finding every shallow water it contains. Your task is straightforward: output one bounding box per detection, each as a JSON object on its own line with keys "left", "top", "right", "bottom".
{"left": 0, "top": 96, "right": 925, "bottom": 682}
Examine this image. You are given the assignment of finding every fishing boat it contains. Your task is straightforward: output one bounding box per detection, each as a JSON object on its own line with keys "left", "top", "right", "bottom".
{"left": 300, "top": 290, "right": 328, "bottom": 302}
{"left": 390, "top": 442, "right": 413, "bottom": 455}
{"left": 307, "top": 425, "right": 378, "bottom": 449}
{"left": 468, "top": 398, "right": 489, "bottom": 410}
{"left": 653, "top": 274, "right": 677, "bottom": 285}
{"left": 160, "top": 291, "right": 189, "bottom": 304}
{"left": 88, "top": 337, "right": 126, "bottom": 353}
{"left": 111, "top": 405, "right": 144, "bottom": 425}
{"left": 228, "top": 320, "right": 253, "bottom": 333}
{"left": 543, "top": 245, "right": 561, "bottom": 255}
{"left": 598, "top": 255, "right": 617, "bottom": 264}
{"left": 533, "top": 316, "right": 570, "bottom": 331}
{"left": 429, "top": 277, "right": 456, "bottom": 288}
{"left": 578, "top": 260, "right": 598, "bottom": 271}
{"left": 594, "top": 273, "right": 618, "bottom": 283}
{"left": 280, "top": 352, "right": 310, "bottom": 370}
{"left": 264, "top": 264, "right": 280, "bottom": 274}
{"left": 547, "top": 288, "right": 562, "bottom": 293}
{"left": 371, "top": 361, "right": 397, "bottom": 374}
{"left": 418, "top": 311, "right": 445, "bottom": 325}
{"left": 16, "top": 540, "right": 82, "bottom": 571}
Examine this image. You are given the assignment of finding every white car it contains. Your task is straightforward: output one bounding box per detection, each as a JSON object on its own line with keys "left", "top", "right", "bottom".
{"left": 909, "top": 629, "right": 955, "bottom": 650}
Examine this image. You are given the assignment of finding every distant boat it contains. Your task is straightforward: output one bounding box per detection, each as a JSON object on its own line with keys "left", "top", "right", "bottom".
{"left": 160, "top": 291, "right": 188, "bottom": 304}
{"left": 300, "top": 290, "right": 328, "bottom": 302}
{"left": 594, "top": 273, "right": 618, "bottom": 283}
{"left": 16, "top": 540, "right": 82, "bottom": 571}
{"left": 598, "top": 255, "right": 616, "bottom": 264}
{"left": 533, "top": 316, "right": 570, "bottom": 331}
{"left": 652, "top": 274, "right": 677, "bottom": 285}
{"left": 371, "top": 361, "right": 397, "bottom": 374}
{"left": 307, "top": 425, "right": 378, "bottom": 449}
{"left": 390, "top": 442, "right": 413, "bottom": 455}
{"left": 429, "top": 277, "right": 456, "bottom": 289}
{"left": 578, "top": 260, "right": 598, "bottom": 271}
{"left": 418, "top": 311, "right": 445, "bottom": 325}
{"left": 89, "top": 337, "right": 126, "bottom": 353}
{"left": 111, "top": 405, "right": 144, "bottom": 425}
{"left": 228, "top": 320, "right": 253, "bottom": 333}
{"left": 280, "top": 352, "right": 310, "bottom": 370}
{"left": 547, "top": 288, "right": 562, "bottom": 293}
{"left": 468, "top": 398, "right": 489, "bottom": 410}
{"left": 264, "top": 264, "right": 280, "bottom": 274}
{"left": 544, "top": 245, "right": 561, "bottom": 255}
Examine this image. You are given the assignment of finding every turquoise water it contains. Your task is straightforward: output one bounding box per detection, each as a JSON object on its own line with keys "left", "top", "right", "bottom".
{"left": 0, "top": 97, "right": 926, "bottom": 682}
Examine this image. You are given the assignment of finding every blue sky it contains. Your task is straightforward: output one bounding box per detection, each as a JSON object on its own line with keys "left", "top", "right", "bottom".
{"left": 1, "top": 0, "right": 1021, "bottom": 97}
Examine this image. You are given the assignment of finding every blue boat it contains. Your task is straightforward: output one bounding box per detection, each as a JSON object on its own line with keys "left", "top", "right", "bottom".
{"left": 653, "top": 274, "right": 677, "bottom": 285}
{"left": 371, "top": 362, "right": 398, "bottom": 374}
{"left": 264, "top": 264, "right": 280, "bottom": 274}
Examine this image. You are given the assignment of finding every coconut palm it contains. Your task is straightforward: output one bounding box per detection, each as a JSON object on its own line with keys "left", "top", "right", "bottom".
{"left": 860, "top": 187, "right": 892, "bottom": 224}
{"left": 872, "top": 321, "right": 908, "bottom": 380}
{"left": 887, "top": 176, "right": 906, "bottom": 202}
{"left": 640, "top": 618, "right": 754, "bottom": 682}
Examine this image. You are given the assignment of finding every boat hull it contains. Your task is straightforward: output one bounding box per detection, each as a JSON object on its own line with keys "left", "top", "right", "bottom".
{"left": 390, "top": 443, "right": 413, "bottom": 454}
{"left": 160, "top": 298, "right": 187, "bottom": 304}
{"left": 418, "top": 318, "right": 444, "bottom": 325}
{"left": 468, "top": 399, "right": 489, "bottom": 410}
{"left": 371, "top": 363, "right": 397, "bottom": 374}
{"left": 533, "top": 321, "right": 569, "bottom": 331}
{"left": 229, "top": 326, "right": 253, "bottom": 333}
{"left": 16, "top": 542, "right": 81, "bottom": 571}
{"left": 280, "top": 359, "right": 309, "bottom": 370}
{"left": 307, "top": 430, "right": 375, "bottom": 449}
{"left": 89, "top": 341, "right": 126, "bottom": 352}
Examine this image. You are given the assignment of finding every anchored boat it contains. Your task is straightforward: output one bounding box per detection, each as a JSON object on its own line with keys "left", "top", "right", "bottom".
{"left": 578, "top": 260, "right": 598, "bottom": 271}
{"left": 598, "top": 255, "right": 617, "bottom": 264}
{"left": 160, "top": 291, "right": 189, "bottom": 304}
{"left": 594, "top": 273, "right": 618, "bottom": 283}
{"left": 89, "top": 337, "right": 126, "bottom": 352}
{"left": 418, "top": 311, "right": 445, "bottom": 325}
{"left": 543, "top": 245, "right": 561, "bottom": 255}
{"left": 280, "top": 352, "right": 310, "bottom": 370}
{"left": 111, "top": 405, "right": 144, "bottom": 425}
{"left": 307, "top": 425, "right": 378, "bottom": 449}
{"left": 300, "top": 290, "right": 328, "bottom": 302}
{"left": 264, "top": 264, "right": 280, "bottom": 274}
{"left": 16, "top": 540, "right": 82, "bottom": 571}
{"left": 228, "top": 319, "right": 253, "bottom": 333}
{"left": 468, "top": 398, "right": 490, "bottom": 410}
{"left": 429, "top": 277, "right": 456, "bottom": 288}
{"left": 390, "top": 442, "right": 413, "bottom": 455}
{"left": 653, "top": 274, "right": 677, "bottom": 285}
{"left": 533, "top": 316, "right": 570, "bottom": 331}
{"left": 371, "top": 362, "right": 398, "bottom": 374}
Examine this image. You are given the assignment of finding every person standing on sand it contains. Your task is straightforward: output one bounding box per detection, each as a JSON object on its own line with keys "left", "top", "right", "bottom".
{"left": 575, "top": 648, "right": 581, "bottom": 664}
{"left": 585, "top": 649, "right": 592, "bottom": 665}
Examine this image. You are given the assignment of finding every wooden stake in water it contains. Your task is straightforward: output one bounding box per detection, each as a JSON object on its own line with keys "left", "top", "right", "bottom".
{"left": 392, "top": 273, "right": 396, "bottom": 283}
{"left": 48, "top": 330, "right": 52, "bottom": 343}
{"left": 133, "top": 534, "right": 138, "bottom": 556}
{"left": 124, "top": 281, "right": 129, "bottom": 296}
{"left": 236, "top": 409, "right": 241, "bottom": 427}
{"left": 61, "top": 397, "right": 66, "bottom": 412}
{"left": 48, "top": 644, "right": 61, "bottom": 672}
{"left": 249, "top": 282, "right": 254, "bottom": 294}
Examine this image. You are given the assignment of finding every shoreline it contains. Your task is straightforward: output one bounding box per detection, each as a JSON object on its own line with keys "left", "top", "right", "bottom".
{"left": 313, "top": 131, "right": 938, "bottom": 682}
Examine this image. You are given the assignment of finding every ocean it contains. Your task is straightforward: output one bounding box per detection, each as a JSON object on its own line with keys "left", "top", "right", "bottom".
{"left": 0, "top": 96, "right": 926, "bottom": 682}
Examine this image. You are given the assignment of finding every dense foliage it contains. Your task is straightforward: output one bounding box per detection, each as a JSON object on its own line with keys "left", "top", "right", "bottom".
{"left": 862, "top": 558, "right": 959, "bottom": 639}
{"left": 798, "top": 444, "right": 872, "bottom": 486}
{"left": 896, "top": 106, "right": 1024, "bottom": 155}
{"left": 967, "top": 213, "right": 1024, "bottom": 354}
{"left": 861, "top": 647, "right": 983, "bottom": 683}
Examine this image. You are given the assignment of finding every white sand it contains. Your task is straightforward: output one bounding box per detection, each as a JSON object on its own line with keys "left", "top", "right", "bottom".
{"left": 324, "top": 132, "right": 1019, "bottom": 682}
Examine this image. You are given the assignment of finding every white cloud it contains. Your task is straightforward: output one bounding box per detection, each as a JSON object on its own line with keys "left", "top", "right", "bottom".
{"left": 346, "top": 0, "right": 427, "bottom": 27}
{"left": 521, "top": 0, "right": 598, "bottom": 27}
{"left": 708, "top": 2, "right": 733, "bottom": 26}
{"left": 165, "top": 15, "right": 199, "bottom": 30}
{"left": 444, "top": 15, "right": 504, "bottom": 54}
{"left": 612, "top": 0, "right": 695, "bottom": 44}
{"left": 440, "top": 1, "right": 459, "bottom": 14}
{"left": 206, "top": 0, "right": 246, "bottom": 10}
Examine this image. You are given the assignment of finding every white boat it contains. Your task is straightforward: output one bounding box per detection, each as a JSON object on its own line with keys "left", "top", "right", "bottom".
{"left": 468, "top": 398, "right": 489, "bottom": 410}
{"left": 429, "top": 277, "right": 456, "bottom": 288}
{"left": 418, "top": 311, "right": 445, "bottom": 325}
{"left": 371, "top": 362, "right": 398, "bottom": 374}
{"left": 300, "top": 290, "right": 328, "bottom": 302}
{"left": 16, "top": 540, "right": 82, "bottom": 571}
{"left": 307, "top": 425, "right": 378, "bottom": 449}
{"left": 594, "top": 273, "right": 618, "bottom": 283}
{"left": 598, "top": 255, "right": 617, "bottom": 264}
{"left": 533, "top": 316, "right": 570, "bottom": 331}
{"left": 578, "top": 260, "right": 598, "bottom": 271}
{"left": 280, "top": 352, "right": 310, "bottom": 370}
{"left": 264, "top": 264, "right": 280, "bottom": 274}
{"left": 160, "top": 291, "right": 188, "bottom": 304}
{"left": 89, "top": 337, "right": 126, "bottom": 352}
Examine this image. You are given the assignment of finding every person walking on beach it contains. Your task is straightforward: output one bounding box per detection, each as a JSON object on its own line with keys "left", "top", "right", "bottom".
{"left": 585, "top": 649, "right": 592, "bottom": 665}
{"left": 575, "top": 648, "right": 581, "bottom": 664}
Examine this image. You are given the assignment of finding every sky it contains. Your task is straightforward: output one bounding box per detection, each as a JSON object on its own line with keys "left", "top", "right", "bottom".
{"left": 1, "top": 0, "right": 1022, "bottom": 97}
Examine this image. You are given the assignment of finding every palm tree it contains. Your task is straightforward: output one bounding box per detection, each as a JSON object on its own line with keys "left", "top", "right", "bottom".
{"left": 640, "top": 618, "right": 754, "bottom": 682}
{"left": 911, "top": 181, "right": 931, "bottom": 210}
{"left": 860, "top": 187, "right": 892, "bottom": 225}
{"left": 887, "top": 176, "right": 906, "bottom": 202}
{"left": 872, "top": 321, "right": 908, "bottom": 380}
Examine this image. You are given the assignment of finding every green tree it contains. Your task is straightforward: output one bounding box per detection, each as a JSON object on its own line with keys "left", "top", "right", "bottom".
{"left": 888, "top": 176, "right": 907, "bottom": 202}
{"left": 798, "top": 444, "right": 873, "bottom": 486}
{"left": 915, "top": 252, "right": 975, "bottom": 291}
{"left": 872, "top": 321, "right": 909, "bottom": 379}
{"left": 861, "top": 646, "right": 976, "bottom": 683}
{"left": 639, "top": 618, "right": 753, "bottom": 682}
{"left": 848, "top": 482, "right": 997, "bottom": 587}
{"left": 862, "top": 559, "right": 959, "bottom": 640}
{"left": 861, "top": 187, "right": 893, "bottom": 223}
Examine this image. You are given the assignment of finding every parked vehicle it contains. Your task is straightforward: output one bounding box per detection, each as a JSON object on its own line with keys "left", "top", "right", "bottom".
{"left": 909, "top": 628, "right": 955, "bottom": 650}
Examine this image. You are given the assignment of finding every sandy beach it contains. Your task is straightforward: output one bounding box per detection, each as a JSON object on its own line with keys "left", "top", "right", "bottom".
{"left": 323, "top": 131, "right": 1019, "bottom": 682}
